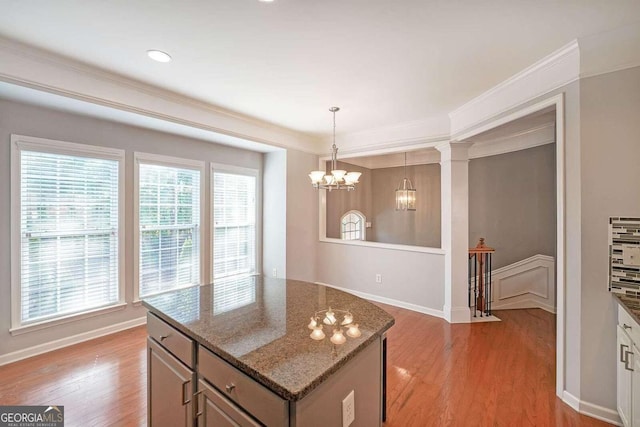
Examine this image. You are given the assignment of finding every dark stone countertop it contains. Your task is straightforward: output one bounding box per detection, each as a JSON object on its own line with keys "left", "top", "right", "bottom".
{"left": 142, "top": 276, "right": 395, "bottom": 402}
{"left": 614, "top": 292, "right": 640, "bottom": 326}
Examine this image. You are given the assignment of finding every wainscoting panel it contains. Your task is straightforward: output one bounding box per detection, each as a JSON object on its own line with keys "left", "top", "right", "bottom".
{"left": 489, "top": 254, "right": 556, "bottom": 313}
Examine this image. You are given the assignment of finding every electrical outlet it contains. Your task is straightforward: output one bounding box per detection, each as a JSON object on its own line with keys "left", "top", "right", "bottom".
{"left": 375, "top": 274, "right": 382, "bottom": 283}
{"left": 342, "top": 390, "right": 355, "bottom": 427}
{"left": 272, "top": 268, "right": 278, "bottom": 278}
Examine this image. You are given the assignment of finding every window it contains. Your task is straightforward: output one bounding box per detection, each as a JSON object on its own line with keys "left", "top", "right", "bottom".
{"left": 212, "top": 165, "right": 258, "bottom": 280}
{"left": 341, "top": 210, "right": 366, "bottom": 240}
{"left": 135, "top": 153, "right": 203, "bottom": 299}
{"left": 11, "top": 135, "right": 124, "bottom": 330}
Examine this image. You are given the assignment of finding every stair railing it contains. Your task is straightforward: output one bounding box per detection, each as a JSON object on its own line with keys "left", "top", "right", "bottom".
{"left": 469, "top": 238, "right": 495, "bottom": 317}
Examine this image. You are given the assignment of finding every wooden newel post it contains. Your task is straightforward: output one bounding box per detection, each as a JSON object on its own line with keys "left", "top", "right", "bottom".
{"left": 469, "top": 238, "right": 495, "bottom": 317}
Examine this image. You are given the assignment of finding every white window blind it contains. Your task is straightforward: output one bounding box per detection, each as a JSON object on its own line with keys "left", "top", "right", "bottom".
{"left": 212, "top": 170, "right": 257, "bottom": 279}
{"left": 138, "top": 163, "right": 200, "bottom": 298}
{"left": 19, "top": 149, "right": 120, "bottom": 324}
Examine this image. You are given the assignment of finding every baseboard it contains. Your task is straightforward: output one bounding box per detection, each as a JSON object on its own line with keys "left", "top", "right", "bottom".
{"left": 314, "top": 282, "right": 445, "bottom": 319}
{"left": 562, "top": 391, "right": 622, "bottom": 426}
{"left": 562, "top": 391, "right": 580, "bottom": 411}
{"left": 0, "top": 316, "right": 147, "bottom": 366}
{"left": 492, "top": 298, "right": 557, "bottom": 314}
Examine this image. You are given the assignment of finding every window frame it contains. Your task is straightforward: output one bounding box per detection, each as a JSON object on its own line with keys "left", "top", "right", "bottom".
{"left": 210, "top": 163, "right": 261, "bottom": 283}
{"left": 133, "top": 152, "right": 205, "bottom": 302}
{"left": 10, "top": 134, "right": 126, "bottom": 334}
{"left": 340, "top": 210, "right": 367, "bottom": 241}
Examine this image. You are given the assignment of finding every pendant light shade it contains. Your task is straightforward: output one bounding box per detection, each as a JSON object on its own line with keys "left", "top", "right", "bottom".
{"left": 396, "top": 153, "right": 416, "bottom": 211}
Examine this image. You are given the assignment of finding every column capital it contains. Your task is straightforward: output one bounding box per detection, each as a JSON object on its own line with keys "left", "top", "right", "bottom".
{"left": 435, "top": 141, "right": 474, "bottom": 162}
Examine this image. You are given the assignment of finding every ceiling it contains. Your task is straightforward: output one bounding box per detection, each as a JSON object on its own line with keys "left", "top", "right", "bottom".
{"left": 0, "top": 1, "right": 639, "bottom": 139}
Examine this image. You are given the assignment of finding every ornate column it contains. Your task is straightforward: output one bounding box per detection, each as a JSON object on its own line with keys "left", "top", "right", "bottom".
{"left": 436, "top": 141, "right": 473, "bottom": 323}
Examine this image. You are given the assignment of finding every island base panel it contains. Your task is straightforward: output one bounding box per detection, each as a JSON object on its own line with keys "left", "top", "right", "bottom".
{"left": 291, "top": 337, "right": 382, "bottom": 427}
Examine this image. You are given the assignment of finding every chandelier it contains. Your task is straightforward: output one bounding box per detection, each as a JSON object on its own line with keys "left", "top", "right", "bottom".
{"left": 395, "top": 152, "right": 416, "bottom": 211}
{"left": 309, "top": 107, "right": 361, "bottom": 191}
{"left": 307, "top": 308, "right": 361, "bottom": 345}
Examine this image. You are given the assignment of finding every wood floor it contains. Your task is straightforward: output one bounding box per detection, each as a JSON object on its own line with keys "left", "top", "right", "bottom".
{"left": 0, "top": 307, "right": 611, "bottom": 427}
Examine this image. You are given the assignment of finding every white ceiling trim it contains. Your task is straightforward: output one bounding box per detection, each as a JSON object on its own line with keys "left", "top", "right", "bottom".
{"left": 344, "top": 120, "right": 555, "bottom": 169}
{"left": 449, "top": 40, "right": 580, "bottom": 137}
{"left": 345, "top": 150, "right": 442, "bottom": 170}
{"left": 468, "top": 122, "right": 555, "bottom": 160}
{"left": 578, "top": 22, "right": 640, "bottom": 79}
{"left": 0, "top": 37, "right": 319, "bottom": 154}
{"left": 327, "top": 136, "right": 450, "bottom": 161}
{"left": 326, "top": 113, "right": 451, "bottom": 153}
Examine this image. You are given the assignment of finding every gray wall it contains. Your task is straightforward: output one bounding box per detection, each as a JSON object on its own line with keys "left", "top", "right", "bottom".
{"left": 469, "top": 144, "right": 556, "bottom": 269}
{"left": 371, "top": 164, "right": 441, "bottom": 248}
{"left": 326, "top": 162, "right": 441, "bottom": 248}
{"left": 0, "top": 98, "right": 263, "bottom": 357}
{"left": 325, "top": 161, "right": 373, "bottom": 239}
{"left": 263, "top": 150, "right": 287, "bottom": 279}
{"left": 285, "top": 149, "right": 318, "bottom": 282}
{"left": 579, "top": 65, "right": 640, "bottom": 408}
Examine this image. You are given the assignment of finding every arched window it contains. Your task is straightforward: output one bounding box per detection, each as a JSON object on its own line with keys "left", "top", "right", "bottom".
{"left": 340, "top": 210, "right": 366, "bottom": 241}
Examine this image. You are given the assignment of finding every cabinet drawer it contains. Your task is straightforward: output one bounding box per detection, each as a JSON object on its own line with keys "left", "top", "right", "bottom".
{"left": 618, "top": 305, "right": 640, "bottom": 346}
{"left": 197, "top": 378, "right": 260, "bottom": 427}
{"left": 198, "top": 347, "right": 288, "bottom": 427}
{"left": 147, "top": 313, "right": 194, "bottom": 368}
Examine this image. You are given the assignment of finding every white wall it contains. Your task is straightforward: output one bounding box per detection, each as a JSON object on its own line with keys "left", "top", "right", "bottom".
{"left": 285, "top": 149, "right": 319, "bottom": 282}
{"left": 263, "top": 150, "right": 287, "bottom": 279}
{"left": 316, "top": 243, "right": 445, "bottom": 316}
{"left": 0, "top": 98, "right": 263, "bottom": 359}
{"left": 579, "top": 65, "right": 640, "bottom": 409}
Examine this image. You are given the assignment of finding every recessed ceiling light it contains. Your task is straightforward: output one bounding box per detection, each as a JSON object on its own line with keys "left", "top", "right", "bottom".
{"left": 258, "top": 0, "right": 275, "bottom": 3}
{"left": 147, "top": 50, "right": 172, "bottom": 63}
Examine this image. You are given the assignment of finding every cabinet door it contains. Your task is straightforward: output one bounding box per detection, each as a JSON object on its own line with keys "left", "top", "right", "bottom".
{"left": 617, "top": 326, "right": 633, "bottom": 427}
{"left": 148, "top": 338, "right": 194, "bottom": 427}
{"left": 633, "top": 344, "right": 639, "bottom": 427}
{"left": 197, "top": 379, "right": 261, "bottom": 427}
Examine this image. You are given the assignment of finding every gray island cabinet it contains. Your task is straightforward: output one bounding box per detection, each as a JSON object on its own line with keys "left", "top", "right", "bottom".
{"left": 142, "top": 276, "right": 395, "bottom": 427}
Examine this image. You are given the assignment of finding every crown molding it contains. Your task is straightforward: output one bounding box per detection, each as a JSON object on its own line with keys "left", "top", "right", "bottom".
{"left": 0, "top": 37, "right": 320, "bottom": 154}
{"left": 325, "top": 113, "right": 451, "bottom": 154}
{"left": 578, "top": 22, "right": 640, "bottom": 80}
{"left": 468, "top": 121, "right": 555, "bottom": 159}
{"left": 329, "top": 135, "right": 450, "bottom": 161}
{"left": 343, "top": 119, "right": 554, "bottom": 169}
{"left": 449, "top": 40, "right": 579, "bottom": 136}
{"left": 346, "top": 149, "right": 442, "bottom": 169}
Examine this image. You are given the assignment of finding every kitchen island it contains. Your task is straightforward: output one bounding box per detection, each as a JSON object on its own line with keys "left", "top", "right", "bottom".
{"left": 142, "top": 276, "right": 395, "bottom": 427}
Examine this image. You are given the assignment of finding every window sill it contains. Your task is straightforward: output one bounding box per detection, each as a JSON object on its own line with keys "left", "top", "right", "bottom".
{"left": 10, "top": 302, "right": 128, "bottom": 336}
{"left": 319, "top": 237, "right": 446, "bottom": 254}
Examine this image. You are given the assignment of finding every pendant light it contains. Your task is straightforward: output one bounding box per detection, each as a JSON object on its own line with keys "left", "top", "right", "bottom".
{"left": 395, "top": 152, "right": 416, "bottom": 211}
{"left": 309, "top": 107, "right": 361, "bottom": 191}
